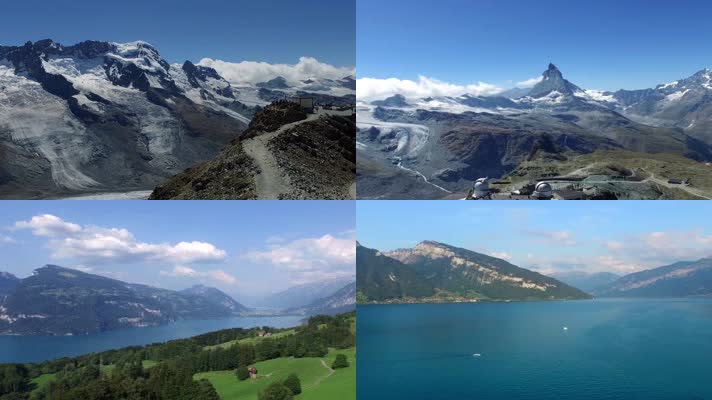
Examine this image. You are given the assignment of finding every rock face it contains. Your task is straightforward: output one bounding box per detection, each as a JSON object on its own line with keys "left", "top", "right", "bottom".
{"left": 356, "top": 241, "right": 590, "bottom": 302}
{"left": 594, "top": 258, "right": 712, "bottom": 297}
{"left": 0, "top": 265, "right": 250, "bottom": 335}
{"left": 528, "top": 63, "right": 583, "bottom": 98}
{"left": 150, "top": 102, "right": 356, "bottom": 200}
{"left": 0, "top": 39, "right": 251, "bottom": 199}
{"left": 357, "top": 63, "right": 712, "bottom": 199}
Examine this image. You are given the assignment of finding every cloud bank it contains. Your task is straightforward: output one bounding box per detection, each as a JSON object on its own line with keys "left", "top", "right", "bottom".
{"left": 161, "top": 265, "right": 237, "bottom": 284}
{"left": 356, "top": 76, "right": 503, "bottom": 102}
{"left": 198, "top": 56, "right": 355, "bottom": 86}
{"left": 14, "top": 214, "right": 226, "bottom": 264}
{"left": 246, "top": 232, "right": 355, "bottom": 284}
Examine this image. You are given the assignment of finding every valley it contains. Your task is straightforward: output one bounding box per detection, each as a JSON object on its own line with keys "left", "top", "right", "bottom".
{"left": 0, "top": 39, "right": 355, "bottom": 199}
{"left": 357, "top": 64, "right": 712, "bottom": 200}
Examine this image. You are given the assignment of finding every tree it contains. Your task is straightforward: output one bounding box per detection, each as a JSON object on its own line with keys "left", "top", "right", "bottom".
{"left": 331, "top": 354, "right": 349, "bottom": 369}
{"left": 235, "top": 366, "right": 249, "bottom": 381}
{"left": 282, "top": 373, "right": 301, "bottom": 395}
{"left": 257, "top": 383, "right": 293, "bottom": 400}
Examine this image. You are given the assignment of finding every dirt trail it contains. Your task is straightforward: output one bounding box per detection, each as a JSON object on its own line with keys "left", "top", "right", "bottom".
{"left": 305, "top": 359, "right": 335, "bottom": 389}
{"left": 242, "top": 114, "right": 319, "bottom": 199}
{"left": 644, "top": 171, "right": 712, "bottom": 200}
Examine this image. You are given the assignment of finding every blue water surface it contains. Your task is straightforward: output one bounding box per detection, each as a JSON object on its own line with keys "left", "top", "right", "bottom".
{"left": 1, "top": 315, "right": 302, "bottom": 363}
{"left": 358, "top": 299, "right": 712, "bottom": 400}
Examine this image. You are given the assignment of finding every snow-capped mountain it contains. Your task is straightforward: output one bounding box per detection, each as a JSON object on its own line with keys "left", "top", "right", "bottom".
{"left": 357, "top": 63, "right": 712, "bottom": 199}
{"left": 0, "top": 39, "right": 355, "bottom": 199}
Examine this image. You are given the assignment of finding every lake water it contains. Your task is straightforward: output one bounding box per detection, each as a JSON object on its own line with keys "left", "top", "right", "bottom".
{"left": 358, "top": 299, "right": 712, "bottom": 400}
{"left": 0, "top": 315, "right": 302, "bottom": 363}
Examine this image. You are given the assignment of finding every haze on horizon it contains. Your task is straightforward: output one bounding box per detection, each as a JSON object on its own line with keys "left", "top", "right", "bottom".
{"left": 357, "top": 201, "right": 712, "bottom": 277}
{"left": 357, "top": 0, "right": 712, "bottom": 97}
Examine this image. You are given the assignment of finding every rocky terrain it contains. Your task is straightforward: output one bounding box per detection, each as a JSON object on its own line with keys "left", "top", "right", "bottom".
{"left": 0, "top": 265, "right": 250, "bottom": 335}
{"left": 356, "top": 241, "right": 590, "bottom": 303}
{"left": 357, "top": 64, "right": 712, "bottom": 199}
{"left": 0, "top": 39, "right": 355, "bottom": 199}
{"left": 150, "top": 101, "right": 356, "bottom": 200}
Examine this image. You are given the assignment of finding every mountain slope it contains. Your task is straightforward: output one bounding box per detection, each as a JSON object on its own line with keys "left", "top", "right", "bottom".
{"left": 594, "top": 258, "right": 712, "bottom": 297}
{"left": 0, "top": 272, "right": 20, "bottom": 296}
{"left": 549, "top": 271, "right": 620, "bottom": 293}
{"left": 384, "top": 241, "right": 591, "bottom": 300}
{"left": 0, "top": 39, "right": 252, "bottom": 199}
{"left": 0, "top": 265, "right": 250, "bottom": 335}
{"left": 150, "top": 101, "right": 356, "bottom": 200}
{"left": 356, "top": 243, "right": 435, "bottom": 301}
{"left": 286, "top": 282, "right": 356, "bottom": 316}
{"left": 257, "top": 278, "right": 356, "bottom": 309}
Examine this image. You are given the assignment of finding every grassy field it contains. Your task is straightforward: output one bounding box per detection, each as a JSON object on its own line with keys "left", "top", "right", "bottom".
{"left": 499, "top": 150, "right": 712, "bottom": 199}
{"left": 204, "top": 330, "right": 296, "bottom": 350}
{"left": 194, "top": 347, "right": 356, "bottom": 400}
{"left": 30, "top": 373, "right": 56, "bottom": 394}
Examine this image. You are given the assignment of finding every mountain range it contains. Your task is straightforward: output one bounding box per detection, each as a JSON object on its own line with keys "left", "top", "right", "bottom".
{"left": 0, "top": 39, "right": 355, "bottom": 199}
{"left": 357, "top": 64, "right": 712, "bottom": 199}
{"left": 549, "top": 271, "right": 620, "bottom": 293}
{"left": 0, "top": 265, "right": 251, "bottom": 335}
{"left": 285, "top": 282, "right": 356, "bottom": 316}
{"left": 255, "top": 277, "right": 356, "bottom": 309}
{"left": 592, "top": 258, "right": 712, "bottom": 297}
{"left": 356, "top": 241, "right": 590, "bottom": 302}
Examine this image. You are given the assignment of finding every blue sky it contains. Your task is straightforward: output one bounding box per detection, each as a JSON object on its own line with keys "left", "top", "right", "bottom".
{"left": 357, "top": 201, "right": 712, "bottom": 276}
{"left": 1, "top": 0, "right": 354, "bottom": 67}
{"left": 0, "top": 201, "right": 355, "bottom": 299}
{"left": 357, "top": 0, "right": 712, "bottom": 91}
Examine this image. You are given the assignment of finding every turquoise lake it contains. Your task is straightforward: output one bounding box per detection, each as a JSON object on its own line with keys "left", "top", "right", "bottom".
{"left": 0, "top": 315, "right": 302, "bottom": 363}
{"left": 358, "top": 299, "right": 712, "bottom": 400}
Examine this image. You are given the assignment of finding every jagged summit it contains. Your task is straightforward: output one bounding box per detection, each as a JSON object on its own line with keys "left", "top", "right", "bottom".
{"left": 528, "top": 63, "right": 583, "bottom": 98}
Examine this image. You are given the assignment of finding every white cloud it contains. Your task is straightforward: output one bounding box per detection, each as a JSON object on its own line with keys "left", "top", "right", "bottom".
{"left": 14, "top": 214, "right": 81, "bottom": 236}
{"left": 0, "top": 235, "right": 15, "bottom": 244}
{"left": 198, "top": 56, "right": 355, "bottom": 86}
{"left": 14, "top": 214, "right": 226, "bottom": 264}
{"left": 490, "top": 251, "right": 512, "bottom": 260}
{"left": 160, "top": 265, "right": 237, "bottom": 285}
{"left": 516, "top": 76, "right": 543, "bottom": 88}
{"left": 246, "top": 233, "right": 355, "bottom": 284}
{"left": 356, "top": 75, "right": 503, "bottom": 102}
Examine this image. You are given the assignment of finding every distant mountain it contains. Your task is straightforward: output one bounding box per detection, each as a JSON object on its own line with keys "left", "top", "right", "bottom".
{"left": 0, "top": 272, "right": 20, "bottom": 296}
{"left": 0, "top": 265, "right": 250, "bottom": 335}
{"left": 256, "top": 76, "right": 290, "bottom": 89}
{"left": 180, "top": 284, "right": 250, "bottom": 314}
{"left": 257, "top": 277, "right": 356, "bottom": 309}
{"left": 285, "top": 282, "right": 356, "bottom": 316}
{"left": 357, "top": 62, "right": 712, "bottom": 200}
{"left": 527, "top": 63, "right": 584, "bottom": 98}
{"left": 372, "top": 94, "right": 409, "bottom": 107}
{"left": 549, "top": 271, "right": 620, "bottom": 293}
{"left": 357, "top": 241, "right": 591, "bottom": 302}
{"left": 594, "top": 258, "right": 712, "bottom": 297}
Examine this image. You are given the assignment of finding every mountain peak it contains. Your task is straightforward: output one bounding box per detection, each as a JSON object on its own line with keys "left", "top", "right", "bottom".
{"left": 528, "top": 63, "right": 582, "bottom": 98}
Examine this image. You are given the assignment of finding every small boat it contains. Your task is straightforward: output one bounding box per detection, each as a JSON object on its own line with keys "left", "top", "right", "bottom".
{"left": 473, "top": 353, "right": 481, "bottom": 357}
{"left": 563, "top": 326, "right": 568, "bottom": 331}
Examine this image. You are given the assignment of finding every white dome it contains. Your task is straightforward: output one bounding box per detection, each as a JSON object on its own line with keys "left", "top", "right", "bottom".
{"left": 532, "top": 182, "right": 553, "bottom": 199}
